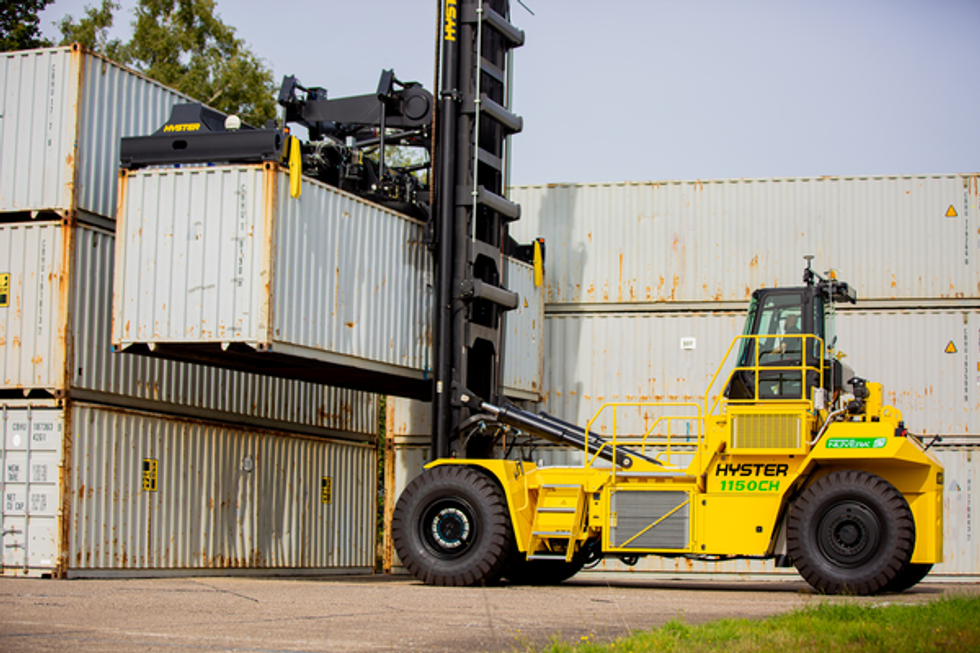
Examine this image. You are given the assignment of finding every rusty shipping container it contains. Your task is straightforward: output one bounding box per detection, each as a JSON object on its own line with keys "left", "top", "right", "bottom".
{"left": 501, "top": 257, "right": 545, "bottom": 400}
{"left": 1, "top": 402, "right": 376, "bottom": 577}
{"left": 113, "top": 163, "right": 544, "bottom": 400}
{"left": 0, "top": 219, "right": 377, "bottom": 437}
{"left": 509, "top": 174, "right": 979, "bottom": 305}
{"left": 0, "top": 45, "right": 187, "bottom": 221}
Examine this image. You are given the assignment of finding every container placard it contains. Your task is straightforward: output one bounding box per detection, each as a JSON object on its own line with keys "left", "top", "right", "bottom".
{"left": 142, "top": 459, "right": 158, "bottom": 492}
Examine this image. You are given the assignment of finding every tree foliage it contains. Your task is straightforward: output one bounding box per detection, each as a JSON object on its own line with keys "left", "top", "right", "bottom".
{"left": 1, "top": 0, "right": 55, "bottom": 51}
{"left": 58, "top": 0, "right": 276, "bottom": 125}
{"left": 56, "top": 0, "right": 124, "bottom": 61}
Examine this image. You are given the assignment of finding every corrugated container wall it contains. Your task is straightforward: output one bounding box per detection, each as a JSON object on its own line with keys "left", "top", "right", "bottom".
{"left": 114, "top": 164, "right": 433, "bottom": 397}
{"left": 541, "top": 310, "right": 979, "bottom": 437}
{"left": 0, "top": 45, "right": 186, "bottom": 219}
{"left": 1, "top": 403, "right": 376, "bottom": 577}
{"left": 509, "top": 175, "right": 979, "bottom": 304}
{"left": 501, "top": 257, "right": 544, "bottom": 400}
{"left": 69, "top": 403, "right": 375, "bottom": 574}
{"left": 114, "top": 163, "right": 544, "bottom": 399}
{"left": 1, "top": 220, "right": 377, "bottom": 437}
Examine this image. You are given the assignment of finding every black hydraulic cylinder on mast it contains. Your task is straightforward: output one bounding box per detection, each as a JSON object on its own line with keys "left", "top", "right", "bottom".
{"left": 433, "top": 0, "right": 461, "bottom": 462}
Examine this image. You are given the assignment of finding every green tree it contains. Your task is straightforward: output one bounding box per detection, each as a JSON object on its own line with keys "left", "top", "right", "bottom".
{"left": 56, "top": 0, "right": 124, "bottom": 61}
{"left": 1, "top": 0, "right": 55, "bottom": 51}
{"left": 59, "top": 0, "right": 276, "bottom": 125}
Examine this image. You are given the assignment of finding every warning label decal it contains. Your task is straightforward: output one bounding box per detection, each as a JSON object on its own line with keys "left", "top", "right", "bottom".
{"left": 946, "top": 205, "right": 958, "bottom": 217}
{"left": 142, "top": 459, "right": 158, "bottom": 492}
{"left": 945, "top": 341, "right": 958, "bottom": 354}
{"left": 0, "top": 273, "right": 8, "bottom": 307}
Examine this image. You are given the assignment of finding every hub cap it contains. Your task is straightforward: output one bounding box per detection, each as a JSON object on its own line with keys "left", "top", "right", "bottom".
{"left": 421, "top": 499, "right": 476, "bottom": 558}
{"left": 816, "top": 500, "right": 882, "bottom": 568}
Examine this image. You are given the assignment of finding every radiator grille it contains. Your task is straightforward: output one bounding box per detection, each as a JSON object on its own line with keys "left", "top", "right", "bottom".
{"left": 610, "top": 491, "right": 689, "bottom": 550}
{"left": 732, "top": 414, "right": 801, "bottom": 449}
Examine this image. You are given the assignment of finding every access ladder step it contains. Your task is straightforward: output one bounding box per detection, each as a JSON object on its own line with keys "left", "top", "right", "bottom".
{"left": 527, "top": 554, "right": 568, "bottom": 562}
{"left": 532, "top": 531, "right": 572, "bottom": 538}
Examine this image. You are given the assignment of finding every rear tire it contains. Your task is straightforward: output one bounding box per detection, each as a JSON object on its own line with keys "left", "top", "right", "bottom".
{"left": 787, "top": 470, "right": 914, "bottom": 595}
{"left": 392, "top": 466, "right": 514, "bottom": 586}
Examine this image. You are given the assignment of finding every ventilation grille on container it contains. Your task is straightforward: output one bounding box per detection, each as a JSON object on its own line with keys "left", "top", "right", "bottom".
{"left": 732, "top": 414, "right": 801, "bottom": 449}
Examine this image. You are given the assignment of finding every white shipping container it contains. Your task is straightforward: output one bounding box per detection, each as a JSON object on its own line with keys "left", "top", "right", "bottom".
{"left": 1, "top": 403, "right": 377, "bottom": 577}
{"left": 113, "top": 163, "right": 544, "bottom": 399}
{"left": 1, "top": 219, "right": 377, "bottom": 437}
{"left": 509, "top": 174, "right": 979, "bottom": 304}
{"left": 540, "top": 308, "right": 978, "bottom": 437}
{"left": 0, "top": 45, "right": 187, "bottom": 219}
{"left": 114, "top": 163, "right": 433, "bottom": 398}
{"left": 1, "top": 407, "right": 63, "bottom": 575}
{"left": 501, "top": 256, "right": 544, "bottom": 400}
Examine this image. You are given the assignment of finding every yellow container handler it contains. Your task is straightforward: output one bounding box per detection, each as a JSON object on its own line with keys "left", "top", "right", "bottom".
{"left": 392, "top": 263, "right": 943, "bottom": 595}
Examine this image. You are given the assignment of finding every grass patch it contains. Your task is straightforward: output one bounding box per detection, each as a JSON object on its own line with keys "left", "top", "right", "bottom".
{"left": 531, "top": 595, "right": 980, "bottom": 653}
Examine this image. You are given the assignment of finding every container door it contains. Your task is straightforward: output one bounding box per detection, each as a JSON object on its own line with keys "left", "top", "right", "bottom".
{"left": 1, "top": 409, "right": 63, "bottom": 576}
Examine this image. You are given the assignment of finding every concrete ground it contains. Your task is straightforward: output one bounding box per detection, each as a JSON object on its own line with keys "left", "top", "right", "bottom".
{"left": 0, "top": 574, "right": 975, "bottom": 652}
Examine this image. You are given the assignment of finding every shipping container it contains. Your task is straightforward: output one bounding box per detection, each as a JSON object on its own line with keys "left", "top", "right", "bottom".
{"left": 1, "top": 402, "right": 376, "bottom": 577}
{"left": 1, "top": 219, "right": 377, "bottom": 437}
{"left": 0, "top": 45, "right": 187, "bottom": 220}
{"left": 113, "top": 163, "right": 544, "bottom": 400}
{"left": 501, "top": 256, "right": 545, "bottom": 400}
{"left": 1, "top": 406, "right": 63, "bottom": 574}
{"left": 509, "top": 174, "right": 979, "bottom": 305}
{"left": 540, "top": 309, "right": 979, "bottom": 437}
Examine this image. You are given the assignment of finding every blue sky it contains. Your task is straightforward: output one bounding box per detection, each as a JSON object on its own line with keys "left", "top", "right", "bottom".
{"left": 40, "top": 0, "right": 980, "bottom": 185}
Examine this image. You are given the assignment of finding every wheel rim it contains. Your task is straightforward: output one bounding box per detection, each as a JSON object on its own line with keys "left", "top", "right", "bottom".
{"left": 420, "top": 498, "right": 477, "bottom": 559}
{"left": 816, "top": 500, "right": 882, "bottom": 568}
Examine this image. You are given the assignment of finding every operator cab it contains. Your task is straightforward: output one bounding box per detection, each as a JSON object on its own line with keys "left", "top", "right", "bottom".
{"left": 726, "top": 260, "right": 856, "bottom": 402}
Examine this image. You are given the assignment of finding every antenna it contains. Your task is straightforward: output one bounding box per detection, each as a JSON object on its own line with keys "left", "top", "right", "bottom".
{"left": 803, "top": 254, "right": 816, "bottom": 285}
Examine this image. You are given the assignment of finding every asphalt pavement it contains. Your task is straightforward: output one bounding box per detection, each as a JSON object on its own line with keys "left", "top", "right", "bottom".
{"left": 0, "top": 574, "right": 975, "bottom": 652}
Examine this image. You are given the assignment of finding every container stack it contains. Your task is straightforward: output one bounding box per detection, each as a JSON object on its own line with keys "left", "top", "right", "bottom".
{"left": 1, "top": 46, "right": 377, "bottom": 578}
{"left": 503, "top": 174, "right": 979, "bottom": 579}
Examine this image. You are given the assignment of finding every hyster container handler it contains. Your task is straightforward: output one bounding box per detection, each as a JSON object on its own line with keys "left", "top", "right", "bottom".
{"left": 393, "top": 262, "right": 944, "bottom": 595}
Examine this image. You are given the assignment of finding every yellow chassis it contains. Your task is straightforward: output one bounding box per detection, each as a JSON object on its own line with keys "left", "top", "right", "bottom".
{"left": 427, "top": 338, "right": 944, "bottom": 569}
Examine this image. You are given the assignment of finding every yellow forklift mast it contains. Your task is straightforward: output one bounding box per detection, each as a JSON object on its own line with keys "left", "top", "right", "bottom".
{"left": 392, "top": 261, "right": 944, "bottom": 595}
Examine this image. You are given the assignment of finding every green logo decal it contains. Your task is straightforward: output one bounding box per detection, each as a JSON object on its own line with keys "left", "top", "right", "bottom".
{"left": 825, "top": 437, "right": 888, "bottom": 450}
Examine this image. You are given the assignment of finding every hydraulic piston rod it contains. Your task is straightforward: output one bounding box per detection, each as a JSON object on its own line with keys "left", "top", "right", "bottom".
{"left": 466, "top": 396, "right": 661, "bottom": 469}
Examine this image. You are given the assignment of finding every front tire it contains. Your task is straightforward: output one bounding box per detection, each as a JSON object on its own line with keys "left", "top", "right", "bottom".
{"left": 787, "top": 470, "right": 914, "bottom": 595}
{"left": 881, "top": 562, "right": 933, "bottom": 593}
{"left": 392, "top": 466, "right": 514, "bottom": 586}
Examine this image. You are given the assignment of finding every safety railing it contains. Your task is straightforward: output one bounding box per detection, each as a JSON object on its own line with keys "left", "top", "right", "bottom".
{"left": 583, "top": 402, "right": 704, "bottom": 478}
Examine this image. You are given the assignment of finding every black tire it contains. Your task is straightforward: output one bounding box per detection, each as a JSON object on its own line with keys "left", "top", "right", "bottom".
{"left": 787, "top": 470, "right": 915, "bottom": 595}
{"left": 881, "top": 562, "right": 933, "bottom": 593}
{"left": 392, "top": 465, "right": 514, "bottom": 587}
{"left": 504, "top": 555, "right": 585, "bottom": 585}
